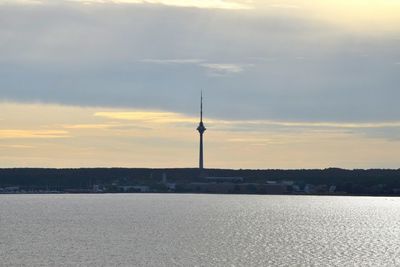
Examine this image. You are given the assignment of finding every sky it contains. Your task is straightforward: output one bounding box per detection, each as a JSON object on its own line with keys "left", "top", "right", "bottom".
{"left": 1, "top": 0, "right": 400, "bottom": 169}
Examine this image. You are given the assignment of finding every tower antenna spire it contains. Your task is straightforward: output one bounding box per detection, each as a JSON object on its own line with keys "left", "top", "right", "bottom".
{"left": 200, "top": 90, "right": 203, "bottom": 122}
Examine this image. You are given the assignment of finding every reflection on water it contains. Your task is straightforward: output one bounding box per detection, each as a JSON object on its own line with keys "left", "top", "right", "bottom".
{"left": 1, "top": 194, "right": 400, "bottom": 266}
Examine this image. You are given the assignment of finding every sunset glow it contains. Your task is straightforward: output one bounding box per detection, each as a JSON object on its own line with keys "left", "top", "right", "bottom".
{"left": 1, "top": 0, "right": 399, "bottom": 168}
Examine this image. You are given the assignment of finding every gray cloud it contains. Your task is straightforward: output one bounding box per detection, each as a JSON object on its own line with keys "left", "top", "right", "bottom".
{"left": 0, "top": 1, "right": 399, "bottom": 125}
{"left": 140, "top": 59, "right": 205, "bottom": 64}
{"left": 200, "top": 63, "right": 249, "bottom": 76}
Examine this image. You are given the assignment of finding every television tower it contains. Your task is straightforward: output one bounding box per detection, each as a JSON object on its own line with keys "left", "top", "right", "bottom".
{"left": 197, "top": 91, "right": 206, "bottom": 170}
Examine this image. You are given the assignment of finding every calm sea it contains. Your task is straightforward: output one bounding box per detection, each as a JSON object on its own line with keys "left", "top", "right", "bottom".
{"left": 1, "top": 194, "right": 399, "bottom": 266}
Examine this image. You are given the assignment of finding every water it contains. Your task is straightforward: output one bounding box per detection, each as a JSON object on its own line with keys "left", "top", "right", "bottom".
{"left": 1, "top": 194, "right": 400, "bottom": 266}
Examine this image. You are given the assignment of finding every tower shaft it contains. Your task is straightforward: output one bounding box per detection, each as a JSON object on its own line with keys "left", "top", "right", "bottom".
{"left": 199, "top": 132, "right": 204, "bottom": 170}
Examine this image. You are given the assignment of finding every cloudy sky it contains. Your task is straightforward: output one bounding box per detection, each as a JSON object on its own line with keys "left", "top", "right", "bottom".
{"left": 1, "top": 0, "right": 400, "bottom": 168}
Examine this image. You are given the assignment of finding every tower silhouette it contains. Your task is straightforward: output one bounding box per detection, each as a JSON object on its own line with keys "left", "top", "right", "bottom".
{"left": 197, "top": 91, "right": 206, "bottom": 171}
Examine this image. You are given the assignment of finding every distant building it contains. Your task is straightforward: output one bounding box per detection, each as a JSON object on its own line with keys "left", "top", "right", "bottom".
{"left": 329, "top": 185, "right": 336, "bottom": 193}
{"left": 162, "top": 173, "right": 167, "bottom": 184}
{"left": 93, "top": 184, "right": 104, "bottom": 193}
{"left": 304, "top": 184, "right": 315, "bottom": 194}
{"left": 187, "top": 182, "right": 235, "bottom": 194}
{"left": 3, "top": 186, "right": 20, "bottom": 193}
{"left": 292, "top": 185, "right": 301, "bottom": 192}
{"left": 166, "top": 183, "right": 176, "bottom": 191}
{"left": 205, "top": 177, "right": 244, "bottom": 183}
{"left": 118, "top": 185, "right": 150, "bottom": 193}
{"left": 185, "top": 181, "right": 288, "bottom": 194}
{"left": 281, "top": 180, "right": 295, "bottom": 186}
{"left": 161, "top": 173, "right": 176, "bottom": 191}
{"left": 262, "top": 184, "right": 288, "bottom": 194}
